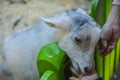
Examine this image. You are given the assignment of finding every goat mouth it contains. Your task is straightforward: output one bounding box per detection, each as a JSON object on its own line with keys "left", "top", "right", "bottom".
{"left": 70, "top": 66, "right": 97, "bottom": 79}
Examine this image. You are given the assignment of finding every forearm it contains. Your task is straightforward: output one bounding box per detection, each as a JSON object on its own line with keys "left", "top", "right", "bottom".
{"left": 106, "top": 4, "right": 120, "bottom": 26}
{"left": 113, "top": 0, "right": 120, "bottom": 6}
{"left": 98, "top": 0, "right": 120, "bottom": 56}
{"left": 113, "top": 0, "right": 120, "bottom": 37}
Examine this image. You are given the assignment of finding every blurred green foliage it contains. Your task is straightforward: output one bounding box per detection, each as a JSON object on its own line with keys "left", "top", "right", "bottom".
{"left": 91, "top": 0, "right": 120, "bottom": 80}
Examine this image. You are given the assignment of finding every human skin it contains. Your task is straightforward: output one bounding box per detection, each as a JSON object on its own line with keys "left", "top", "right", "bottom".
{"left": 69, "top": 66, "right": 97, "bottom": 80}
{"left": 98, "top": 5, "right": 120, "bottom": 56}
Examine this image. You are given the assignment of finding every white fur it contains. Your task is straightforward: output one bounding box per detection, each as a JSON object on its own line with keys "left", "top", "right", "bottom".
{"left": 1, "top": 21, "right": 65, "bottom": 80}
{"left": 0, "top": 8, "right": 101, "bottom": 80}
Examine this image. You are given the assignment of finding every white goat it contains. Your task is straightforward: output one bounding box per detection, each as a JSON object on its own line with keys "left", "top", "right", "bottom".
{"left": 0, "top": 8, "right": 101, "bottom": 80}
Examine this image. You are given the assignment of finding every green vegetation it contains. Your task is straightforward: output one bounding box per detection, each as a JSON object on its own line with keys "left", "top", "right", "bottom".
{"left": 91, "top": 0, "right": 120, "bottom": 80}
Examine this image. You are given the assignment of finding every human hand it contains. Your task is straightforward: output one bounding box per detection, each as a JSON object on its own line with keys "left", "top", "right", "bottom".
{"left": 69, "top": 73, "right": 98, "bottom": 80}
{"left": 98, "top": 21, "right": 120, "bottom": 56}
{"left": 69, "top": 66, "right": 98, "bottom": 80}
{"left": 98, "top": 5, "right": 120, "bottom": 56}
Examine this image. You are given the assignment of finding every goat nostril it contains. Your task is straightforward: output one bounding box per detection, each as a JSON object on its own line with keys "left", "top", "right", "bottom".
{"left": 84, "top": 67, "right": 89, "bottom": 73}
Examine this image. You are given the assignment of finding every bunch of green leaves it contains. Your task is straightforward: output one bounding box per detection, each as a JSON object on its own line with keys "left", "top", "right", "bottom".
{"left": 91, "top": 0, "right": 120, "bottom": 80}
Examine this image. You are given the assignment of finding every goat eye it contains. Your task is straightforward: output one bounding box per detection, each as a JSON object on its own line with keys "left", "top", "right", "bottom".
{"left": 74, "top": 37, "right": 81, "bottom": 43}
{"left": 80, "top": 22, "right": 84, "bottom": 26}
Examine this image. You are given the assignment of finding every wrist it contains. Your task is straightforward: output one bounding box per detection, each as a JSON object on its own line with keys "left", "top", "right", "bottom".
{"left": 112, "top": 0, "right": 120, "bottom": 6}
{"left": 106, "top": 5, "right": 120, "bottom": 25}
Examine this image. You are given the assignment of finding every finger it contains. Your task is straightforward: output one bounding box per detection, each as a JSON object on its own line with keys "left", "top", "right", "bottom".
{"left": 106, "top": 43, "right": 116, "bottom": 53}
{"left": 108, "top": 34, "right": 119, "bottom": 46}
{"left": 99, "top": 35, "right": 108, "bottom": 48}
{"left": 69, "top": 77, "right": 79, "bottom": 80}
{"left": 106, "top": 30, "right": 119, "bottom": 52}
{"left": 98, "top": 38, "right": 108, "bottom": 56}
{"left": 69, "top": 66, "right": 79, "bottom": 76}
{"left": 99, "top": 51, "right": 109, "bottom": 56}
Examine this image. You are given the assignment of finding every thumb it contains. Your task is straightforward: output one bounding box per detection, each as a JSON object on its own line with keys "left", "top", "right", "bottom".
{"left": 98, "top": 34, "right": 108, "bottom": 55}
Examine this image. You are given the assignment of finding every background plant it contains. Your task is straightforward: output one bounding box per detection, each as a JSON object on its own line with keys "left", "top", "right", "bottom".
{"left": 91, "top": 0, "right": 120, "bottom": 80}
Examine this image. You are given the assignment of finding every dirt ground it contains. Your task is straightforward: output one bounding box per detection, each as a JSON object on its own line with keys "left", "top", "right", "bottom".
{"left": 0, "top": 0, "right": 92, "bottom": 56}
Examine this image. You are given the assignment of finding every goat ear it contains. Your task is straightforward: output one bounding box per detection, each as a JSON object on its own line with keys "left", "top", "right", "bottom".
{"left": 77, "top": 8, "right": 87, "bottom": 15}
{"left": 40, "top": 17, "right": 56, "bottom": 27}
{"left": 39, "top": 16, "right": 70, "bottom": 30}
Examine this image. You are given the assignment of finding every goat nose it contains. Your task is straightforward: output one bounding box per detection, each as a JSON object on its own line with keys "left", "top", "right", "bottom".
{"left": 84, "top": 67, "right": 89, "bottom": 73}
